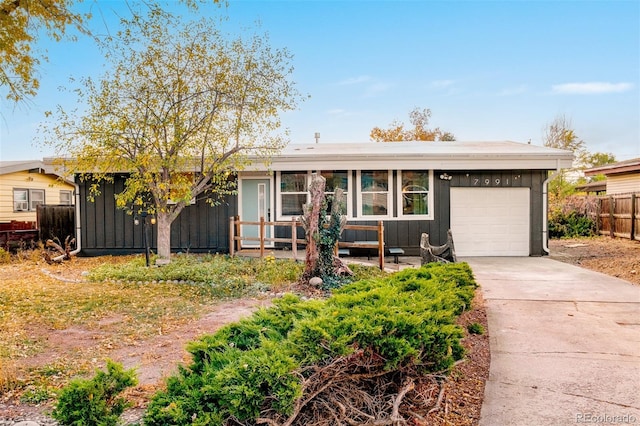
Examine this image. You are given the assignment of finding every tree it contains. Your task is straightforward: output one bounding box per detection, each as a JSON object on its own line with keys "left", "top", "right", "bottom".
{"left": 542, "top": 114, "right": 588, "bottom": 166}
{"left": 370, "top": 107, "right": 455, "bottom": 142}
{"left": 44, "top": 4, "right": 303, "bottom": 263}
{"left": 0, "top": 0, "right": 87, "bottom": 102}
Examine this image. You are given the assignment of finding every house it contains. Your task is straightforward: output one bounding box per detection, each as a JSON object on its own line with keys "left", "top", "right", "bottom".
{"left": 0, "top": 160, "right": 75, "bottom": 225}
{"left": 583, "top": 158, "right": 640, "bottom": 195}
{"left": 69, "top": 141, "right": 573, "bottom": 258}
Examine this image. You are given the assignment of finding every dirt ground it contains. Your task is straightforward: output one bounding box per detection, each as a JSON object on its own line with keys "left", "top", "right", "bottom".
{"left": 2, "top": 236, "right": 636, "bottom": 424}
{"left": 549, "top": 236, "right": 640, "bottom": 285}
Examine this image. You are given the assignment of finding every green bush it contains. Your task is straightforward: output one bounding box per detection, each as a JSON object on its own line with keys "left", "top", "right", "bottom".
{"left": 52, "top": 360, "right": 137, "bottom": 426}
{"left": 144, "top": 263, "right": 476, "bottom": 425}
{"left": 467, "top": 322, "right": 485, "bottom": 335}
{"left": 549, "top": 210, "right": 596, "bottom": 238}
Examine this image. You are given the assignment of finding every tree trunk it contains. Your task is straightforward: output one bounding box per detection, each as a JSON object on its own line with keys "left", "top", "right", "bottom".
{"left": 156, "top": 211, "right": 172, "bottom": 263}
{"left": 301, "top": 174, "right": 326, "bottom": 280}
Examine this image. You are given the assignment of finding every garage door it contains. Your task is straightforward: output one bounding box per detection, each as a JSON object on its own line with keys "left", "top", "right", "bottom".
{"left": 450, "top": 187, "right": 530, "bottom": 256}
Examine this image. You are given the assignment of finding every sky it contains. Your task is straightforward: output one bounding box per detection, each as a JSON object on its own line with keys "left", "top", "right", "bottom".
{"left": 1, "top": 0, "right": 639, "bottom": 162}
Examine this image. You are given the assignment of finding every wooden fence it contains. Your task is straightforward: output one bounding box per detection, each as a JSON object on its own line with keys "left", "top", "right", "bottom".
{"left": 229, "top": 216, "right": 387, "bottom": 269}
{"left": 37, "top": 205, "right": 76, "bottom": 243}
{"left": 596, "top": 193, "right": 639, "bottom": 241}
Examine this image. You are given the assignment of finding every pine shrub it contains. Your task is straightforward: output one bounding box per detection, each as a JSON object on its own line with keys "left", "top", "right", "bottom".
{"left": 52, "top": 360, "right": 137, "bottom": 426}
{"left": 144, "top": 263, "right": 477, "bottom": 425}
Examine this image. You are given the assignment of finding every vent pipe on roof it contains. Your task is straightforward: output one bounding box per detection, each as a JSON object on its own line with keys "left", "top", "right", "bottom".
{"left": 314, "top": 132, "right": 320, "bottom": 144}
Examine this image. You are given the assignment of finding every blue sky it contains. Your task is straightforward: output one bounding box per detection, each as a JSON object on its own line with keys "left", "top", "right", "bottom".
{"left": 1, "top": 0, "right": 639, "bottom": 161}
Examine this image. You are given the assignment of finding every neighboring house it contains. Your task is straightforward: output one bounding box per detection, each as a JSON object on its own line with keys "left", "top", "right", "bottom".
{"left": 0, "top": 160, "right": 75, "bottom": 224}
{"left": 69, "top": 141, "right": 573, "bottom": 257}
{"left": 584, "top": 158, "right": 640, "bottom": 195}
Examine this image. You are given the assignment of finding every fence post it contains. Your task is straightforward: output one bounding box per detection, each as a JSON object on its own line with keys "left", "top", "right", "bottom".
{"left": 631, "top": 193, "right": 636, "bottom": 241}
{"left": 259, "top": 216, "right": 265, "bottom": 258}
{"left": 378, "top": 221, "right": 384, "bottom": 270}
{"left": 234, "top": 215, "right": 241, "bottom": 251}
{"left": 291, "top": 217, "right": 298, "bottom": 261}
{"left": 609, "top": 196, "right": 615, "bottom": 238}
{"left": 229, "top": 216, "right": 235, "bottom": 257}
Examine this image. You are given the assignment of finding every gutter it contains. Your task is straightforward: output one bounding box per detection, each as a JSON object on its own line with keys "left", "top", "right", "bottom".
{"left": 542, "top": 159, "right": 561, "bottom": 255}
{"left": 52, "top": 180, "right": 81, "bottom": 261}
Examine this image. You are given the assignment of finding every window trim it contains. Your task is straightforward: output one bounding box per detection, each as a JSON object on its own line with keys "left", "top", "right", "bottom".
{"left": 356, "top": 170, "right": 392, "bottom": 219}
{"left": 396, "top": 170, "right": 434, "bottom": 220}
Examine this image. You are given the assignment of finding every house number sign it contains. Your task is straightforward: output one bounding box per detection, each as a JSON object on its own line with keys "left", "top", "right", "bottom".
{"left": 466, "top": 173, "right": 520, "bottom": 187}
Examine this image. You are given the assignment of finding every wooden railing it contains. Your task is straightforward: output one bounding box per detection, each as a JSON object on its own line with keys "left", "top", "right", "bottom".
{"left": 597, "top": 193, "right": 639, "bottom": 241}
{"left": 229, "top": 216, "right": 386, "bottom": 269}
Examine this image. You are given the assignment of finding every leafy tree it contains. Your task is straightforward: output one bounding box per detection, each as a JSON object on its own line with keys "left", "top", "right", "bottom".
{"left": 543, "top": 114, "right": 587, "bottom": 166}
{"left": 370, "top": 107, "right": 455, "bottom": 142}
{"left": 43, "top": 4, "right": 303, "bottom": 263}
{"left": 0, "top": 0, "right": 87, "bottom": 102}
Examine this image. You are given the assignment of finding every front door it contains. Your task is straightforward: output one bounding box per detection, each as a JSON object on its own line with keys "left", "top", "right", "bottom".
{"left": 240, "top": 178, "right": 273, "bottom": 248}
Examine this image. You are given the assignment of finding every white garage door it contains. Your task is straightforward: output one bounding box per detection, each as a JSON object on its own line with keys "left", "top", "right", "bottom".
{"left": 450, "top": 187, "right": 530, "bottom": 256}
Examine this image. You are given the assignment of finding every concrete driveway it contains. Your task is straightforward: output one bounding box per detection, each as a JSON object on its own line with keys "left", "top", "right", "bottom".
{"left": 464, "top": 257, "right": 640, "bottom": 426}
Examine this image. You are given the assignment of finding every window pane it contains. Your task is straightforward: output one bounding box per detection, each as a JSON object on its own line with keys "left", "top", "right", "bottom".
{"left": 282, "top": 194, "right": 307, "bottom": 216}
{"left": 361, "top": 171, "right": 388, "bottom": 191}
{"left": 362, "top": 193, "right": 387, "bottom": 216}
{"left": 60, "top": 191, "right": 72, "bottom": 205}
{"left": 14, "top": 190, "right": 27, "bottom": 202}
{"left": 280, "top": 172, "right": 307, "bottom": 192}
{"left": 402, "top": 171, "right": 429, "bottom": 190}
{"left": 403, "top": 193, "right": 428, "bottom": 215}
{"left": 30, "top": 190, "right": 44, "bottom": 210}
{"left": 321, "top": 171, "right": 348, "bottom": 192}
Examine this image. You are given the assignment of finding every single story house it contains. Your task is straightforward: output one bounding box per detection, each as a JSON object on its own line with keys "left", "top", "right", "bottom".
{"left": 583, "top": 158, "right": 640, "bottom": 196}
{"left": 0, "top": 160, "right": 75, "bottom": 224}
{"left": 69, "top": 141, "right": 573, "bottom": 258}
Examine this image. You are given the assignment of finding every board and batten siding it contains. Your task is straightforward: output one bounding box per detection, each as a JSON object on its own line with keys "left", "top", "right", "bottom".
{"left": 274, "top": 169, "right": 547, "bottom": 256}
{"left": 78, "top": 175, "right": 237, "bottom": 255}
{"left": 607, "top": 174, "right": 640, "bottom": 195}
{"left": 0, "top": 170, "right": 75, "bottom": 222}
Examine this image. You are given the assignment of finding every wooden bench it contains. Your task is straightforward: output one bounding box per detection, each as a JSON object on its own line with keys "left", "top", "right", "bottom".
{"left": 387, "top": 247, "right": 405, "bottom": 264}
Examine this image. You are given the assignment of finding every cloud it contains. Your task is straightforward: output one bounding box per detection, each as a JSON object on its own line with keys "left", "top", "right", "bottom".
{"left": 552, "top": 82, "right": 634, "bottom": 94}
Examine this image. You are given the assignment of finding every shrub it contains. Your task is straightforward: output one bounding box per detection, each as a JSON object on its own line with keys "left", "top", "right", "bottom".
{"left": 52, "top": 360, "right": 137, "bottom": 426}
{"left": 467, "top": 322, "right": 485, "bottom": 335}
{"left": 549, "top": 209, "right": 596, "bottom": 238}
{"left": 144, "top": 263, "right": 477, "bottom": 425}
{"left": 0, "top": 248, "right": 10, "bottom": 264}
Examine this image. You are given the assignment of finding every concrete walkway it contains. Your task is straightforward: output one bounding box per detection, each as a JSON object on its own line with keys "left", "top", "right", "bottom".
{"left": 465, "top": 257, "right": 640, "bottom": 426}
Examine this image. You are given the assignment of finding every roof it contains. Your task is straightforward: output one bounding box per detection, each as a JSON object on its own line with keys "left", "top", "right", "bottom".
{"left": 575, "top": 180, "right": 607, "bottom": 193}
{"left": 260, "top": 140, "right": 574, "bottom": 171}
{"left": 584, "top": 158, "right": 640, "bottom": 177}
{"left": 0, "top": 160, "right": 74, "bottom": 184}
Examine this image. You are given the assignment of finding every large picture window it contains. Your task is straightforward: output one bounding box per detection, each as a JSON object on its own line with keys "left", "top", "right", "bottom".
{"left": 398, "top": 170, "right": 433, "bottom": 219}
{"left": 279, "top": 172, "right": 308, "bottom": 216}
{"left": 359, "top": 170, "right": 391, "bottom": 217}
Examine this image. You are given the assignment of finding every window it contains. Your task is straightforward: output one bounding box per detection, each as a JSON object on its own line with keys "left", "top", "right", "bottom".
{"left": 279, "top": 172, "right": 308, "bottom": 216}
{"left": 13, "top": 189, "right": 28, "bottom": 211}
{"left": 60, "top": 190, "right": 73, "bottom": 205}
{"left": 398, "top": 170, "right": 432, "bottom": 219}
{"left": 30, "top": 189, "right": 45, "bottom": 211}
{"left": 321, "top": 170, "right": 349, "bottom": 215}
{"left": 13, "top": 189, "right": 45, "bottom": 212}
{"left": 359, "top": 170, "right": 391, "bottom": 217}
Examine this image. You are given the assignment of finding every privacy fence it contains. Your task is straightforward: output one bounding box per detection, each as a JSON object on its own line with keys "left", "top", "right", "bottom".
{"left": 596, "top": 193, "right": 639, "bottom": 241}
